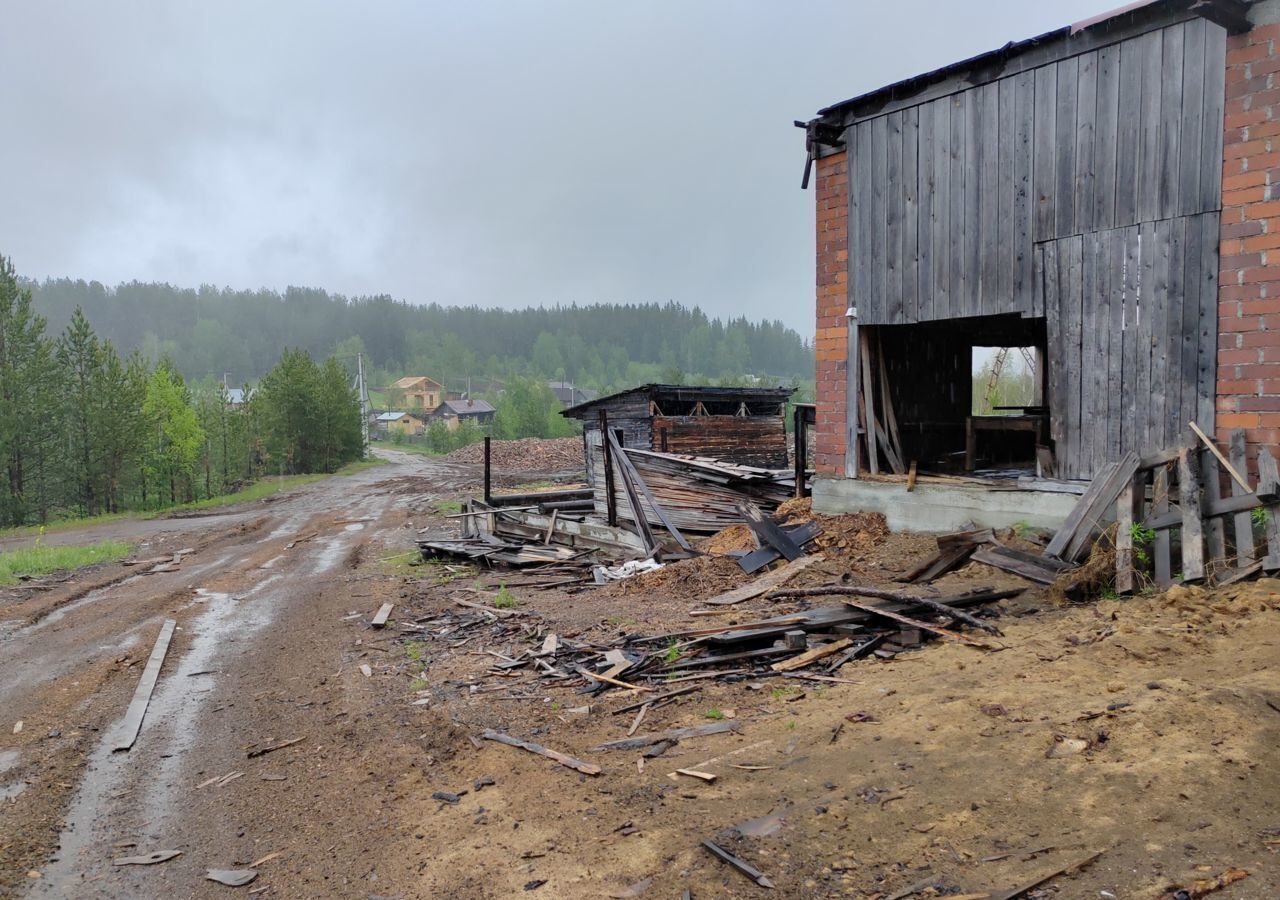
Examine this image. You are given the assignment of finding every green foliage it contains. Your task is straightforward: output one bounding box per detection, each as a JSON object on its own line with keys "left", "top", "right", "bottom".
{"left": 409, "top": 677, "right": 429, "bottom": 692}
{"left": 1252, "top": 506, "right": 1270, "bottom": 526}
{"left": 254, "top": 349, "right": 362, "bottom": 474}
{"left": 1129, "top": 523, "right": 1157, "bottom": 567}
{"left": 704, "top": 708, "right": 725, "bottom": 720}
{"left": 664, "top": 641, "right": 681, "bottom": 663}
{"left": 493, "top": 586, "right": 517, "bottom": 609}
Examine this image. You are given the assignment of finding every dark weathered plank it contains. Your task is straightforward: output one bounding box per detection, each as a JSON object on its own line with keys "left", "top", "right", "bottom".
{"left": 902, "top": 106, "right": 920, "bottom": 323}
{"left": 1093, "top": 43, "right": 1121, "bottom": 230}
{"left": 1014, "top": 71, "right": 1038, "bottom": 314}
{"left": 1152, "top": 464, "right": 1173, "bottom": 587}
{"left": 1165, "top": 216, "right": 1187, "bottom": 446}
{"left": 885, "top": 111, "right": 903, "bottom": 324}
{"left": 1202, "top": 452, "right": 1229, "bottom": 574}
{"left": 1200, "top": 22, "right": 1227, "bottom": 211}
{"left": 1229, "top": 429, "right": 1257, "bottom": 569}
{"left": 1149, "top": 218, "right": 1172, "bottom": 451}
{"left": 1259, "top": 447, "right": 1280, "bottom": 571}
{"left": 1197, "top": 212, "right": 1220, "bottom": 430}
{"left": 1054, "top": 55, "right": 1079, "bottom": 238}
{"left": 1158, "top": 23, "right": 1185, "bottom": 218}
{"left": 1045, "top": 454, "right": 1126, "bottom": 560}
{"left": 1181, "top": 214, "right": 1203, "bottom": 435}
{"left": 998, "top": 76, "right": 1016, "bottom": 308}
{"left": 917, "top": 103, "right": 935, "bottom": 323}
{"left": 1135, "top": 220, "right": 1156, "bottom": 454}
{"left": 1178, "top": 445, "right": 1206, "bottom": 582}
{"left": 1079, "top": 231, "right": 1101, "bottom": 475}
{"left": 1137, "top": 29, "right": 1164, "bottom": 223}
{"left": 952, "top": 90, "right": 971, "bottom": 317}
{"left": 979, "top": 79, "right": 999, "bottom": 315}
{"left": 850, "top": 123, "right": 870, "bottom": 321}
{"left": 1042, "top": 243, "right": 1064, "bottom": 448}
{"left": 1179, "top": 18, "right": 1207, "bottom": 216}
{"left": 1033, "top": 64, "right": 1058, "bottom": 241}
{"left": 1115, "top": 471, "right": 1144, "bottom": 594}
{"left": 1063, "top": 235, "right": 1084, "bottom": 477}
{"left": 1121, "top": 224, "right": 1141, "bottom": 453}
{"left": 933, "top": 98, "right": 952, "bottom": 320}
{"left": 870, "top": 115, "right": 889, "bottom": 323}
{"left": 1074, "top": 50, "right": 1098, "bottom": 233}
{"left": 1106, "top": 227, "right": 1125, "bottom": 460}
{"left": 1115, "top": 37, "right": 1143, "bottom": 224}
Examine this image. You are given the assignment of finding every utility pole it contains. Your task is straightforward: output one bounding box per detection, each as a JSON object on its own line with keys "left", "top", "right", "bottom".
{"left": 356, "top": 352, "right": 371, "bottom": 456}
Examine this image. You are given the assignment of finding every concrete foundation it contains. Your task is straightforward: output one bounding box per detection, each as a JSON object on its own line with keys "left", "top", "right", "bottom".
{"left": 811, "top": 476, "right": 1078, "bottom": 533}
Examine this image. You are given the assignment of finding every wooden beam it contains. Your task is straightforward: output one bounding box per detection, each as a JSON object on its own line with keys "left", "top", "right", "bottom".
{"left": 703, "top": 555, "right": 824, "bottom": 606}
{"left": 838, "top": 598, "right": 992, "bottom": 648}
{"left": 1229, "top": 429, "right": 1256, "bottom": 569}
{"left": 770, "top": 638, "right": 855, "bottom": 672}
{"left": 598, "top": 410, "right": 617, "bottom": 527}
{"left": 112, "top": 619, "right": 177, "bottom": 752}
{"left": 1259, "top": 447, "right": 1280, "bottom": 571}
{"left": 861, "top": 328, "right": 880, "bottom": 475}
{"left": 481, "top": 729, "right": 601, "bottom": 776}
{"left": 846, "top": 310, "right": 860, "bottom": 479}
{"left": 1190, "top": 420, "right": 1251, "bottom": 492}
{"left": 1114, "top": 471, "right": 1143, "bottom": 594}
{"left": 1178, "top": 446, "right": 1205, "bottom": 581}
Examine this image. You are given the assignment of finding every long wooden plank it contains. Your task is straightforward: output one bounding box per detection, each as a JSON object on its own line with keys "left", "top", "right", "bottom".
{"left": 971, "top": 546, "right": 1065, "bottom": 586}
{"left": 591, "top": 720, "right": 741, "bottom": 752}
{"left": 950, "top": 91, "right": 968, "bottom": 316}
{"left": 860, "top": 328, "right": 879, "bottom": 474}
{"left": 1158, "top": 23, "right": 1185, "bottom": 218}
{"left": 771, "top": 638, "right": 855, "bottom": 672}
{"left": 850, "top": 122, "right": 871, "bottom": 323}
{"left": 605, "top": 429, "right": 658, "bottom": 554}
{"left": 838, "top": 598, "right": 992, "bottom": 649}
{"left": 1106, "top": 227, "right": 1125, "bottom": 459}
{"left": 1229, "top": 429, "right": 1256, "bottom": 569}
{"left": 998, "top": 76, "right": 1016, "bottom": 309}
{"left": 1196, "top": 213, "right": 1220, "bottom": 430}
{"left": 1093, "top": 43, "right": 1121, "bottom": 229}
{"left": 1013, "top": 71, "right": 1037, "bottom": 312}
{"left": 933, "top": 97, "right": 952, "bottom": 319}
{"left": 1179, "top": 18, "right": 1207, "bottom": 217}
{"left": 1033, "top": 65, "right": 1058, "bottom": 241}
{"left": 1164, "top": 217, "right": 1187, "bottom": 447}
{"left": 704, "top": 555, "right": 823, "bottom": 606}
{"left": 978, "top": 79, "right": 999, "bottom": 314}
{"left": 1178, "top": 446, "right": 1206, "bottom": 581}
{"left": 370, "top": 603, "right": 394, "bottom": 628}
{"left": 1189, "top": 420, "right": 1251, "bottom": 492}
{"left": 1149, "top": 218, "right": 1172, "bottom": 455}
{"left": 1115, "top": 38, "right": 1142, "bottom": 224}
{"left": 1063, "top": 235, "right": 1084, "bottom": 477}
{"left": 611, "top": 438, "right": 694, "bottom": 553}
{"left": 481, "top": 729, "right": 601, "bottom": 776}
{"left": 871, "top": 114, "right": 889, "bottom": 321}
{"left": 1181, "top": 215, "right": 1204, "bottom": 437}
{"left": 1054, "top": 55, "right": 1079, "bottom": 238}
{"left": 1152, "top": 464, "right": 1173, "bottom": 587}
{"left": 1202, "top": 452, "right": 1228, "bottom": 573}
{"left": 1201, "top": 21, "right": 1227, "bottom": 211}
{"left": 1259, "top": 447, "right": 1280, "bottom": 571}
{"left": 885, "top": 110, "right": 904, "bottom": 324}
{"left": 1074, "top": 51, "right": 1098, "bottom": 234}
{"left": 902, "top": 105, "right": 920, "bottom": 323}
{"left": 112, "top": 619, "right": 177, "bottom": 752}
{"left": 738, "top": 503, "right": 804, "bottom": 562}
{"left": 1136, "top": 220, "right": 1156, "bottom": 454}
{"left": 1138, "top": 29, "right": 1165, "bottom": 222}
{"left": 918, "top": 101, "right": 936, "bottom": 322}
{"left": 1115, "top": 471, "right": 1143, "bottom": 594}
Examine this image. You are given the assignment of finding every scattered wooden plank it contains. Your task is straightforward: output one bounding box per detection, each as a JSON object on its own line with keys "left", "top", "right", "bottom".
{"left": 112, "top": 619, "right": 177, "bottom": 753}
{"left": 702, "top": 838, "right": 775, "bottom": 889}
{"left": 675, "top": 768, "right": 717, "bottom": 782}
{"left": 481, "top": 728, "right": 602, "bottom": 776}
{"left": 591, "top": 719, "right": 741, "bottom": 752}
{"left": 114, "top": 850, "right": 183, "bottom": 866}
{"left": 454, "top": 597, "right": 519, "bottom": 618}
{"left": 738, "top": 503, "right": 804, "bottom": 561}
{"left": 970, "top": 546, "right": 1065, "bottom": 585}
{"left": 987, "top": 850, "right": 1105, "bottom": 900}
{"left": 1045, "top": 452, "right": 1139, "bottom": 561}
{"left": 1152, "top": 464, "right": 1173, "bottom": 588}
{"left": 839, "top": 599, "right": 992, "bottom": 648}
{"left": 737, "top": 522, "right": 822, "bottom": 573}
{"left": 370, "top": 603, "right": 394, "bottom": 628}
{"left": 611, "top": 685, "right": 700, "bottom": 715}
{"left": 246, "top": 737, "right": 304, "bottom": 759}
{"left": 770, "top": 638, "right": 854, "bottom": 672}
{"left": 1259, "top": 447, "right": 1280, "bottom": 571}
{"left": 581, "top": 670, "right": 652, "bottom": 693}
{"left": 1189, "top": 420, "right": 1251, "bottom": 492}
{"left": 1203, "top": 453, "right": 1228, "bottom": 573}
{"left": 704, "top": 555, "right": 823, "bottom": 605}
{"left": 1115, "top": 470, "right": 1142, "bottom": 594}
{"left": 626, "top": 704, "right": 649, "bottom": 737}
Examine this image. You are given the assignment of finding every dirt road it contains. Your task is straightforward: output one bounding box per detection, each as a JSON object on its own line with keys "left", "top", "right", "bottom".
{"left": 0, "top": 449, "right": 453, "bottom": 898}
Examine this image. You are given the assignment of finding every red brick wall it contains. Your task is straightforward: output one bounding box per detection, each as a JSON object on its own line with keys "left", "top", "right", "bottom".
{"left": 1218, "top": 22, "right": 1280, "bottom": 465}
{"left": 814, "top": 152, "right": 849, "bottom": 475}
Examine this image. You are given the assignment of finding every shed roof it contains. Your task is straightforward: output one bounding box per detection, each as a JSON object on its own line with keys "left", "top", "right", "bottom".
{"left": 810, "top": 0, "right": 1246, "bottom": 128}
{"left": 436, "top": 399, "right": 496, "bottom": 416}
{"left": 560, "top": 383, "right": 794, "bottom": 419}
{"left": 376, "top": 411, "right": 424, "bottom": 422}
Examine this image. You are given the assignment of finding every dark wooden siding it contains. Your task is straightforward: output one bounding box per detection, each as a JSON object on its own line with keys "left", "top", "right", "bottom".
{"left": 652, "top": 417, "right": 788, "bottom": 468}
{"left": 1039, "top": 211, "right": 1220, "bottom": 479}
{"left": 846, "top": 17, "right": 1227, "bottom": 326}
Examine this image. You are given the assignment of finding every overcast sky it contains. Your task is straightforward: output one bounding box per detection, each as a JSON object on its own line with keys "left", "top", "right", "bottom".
{"left": 1, "top": 1, "right": 1106, "bottom": 335}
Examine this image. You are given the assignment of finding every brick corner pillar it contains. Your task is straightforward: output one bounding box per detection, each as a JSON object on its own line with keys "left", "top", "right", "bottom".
{"left": 1219, "top": 15, "right": 1280, "bottom": 469}
{"left": 814, "top": 151, "right": 850, "bottom": 476}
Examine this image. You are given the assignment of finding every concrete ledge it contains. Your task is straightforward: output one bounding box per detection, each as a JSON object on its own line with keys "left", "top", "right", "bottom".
{"left": 812, "top": 475, "right": 1078, "bottom": 533}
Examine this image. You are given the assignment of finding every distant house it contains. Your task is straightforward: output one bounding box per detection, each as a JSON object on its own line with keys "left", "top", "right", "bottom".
{"left": 375, "top": 411, "right": 427, "bottom": 437}
{"left": 225, "top": 387, "right": 250, "bottom": 406}
{"left": 391, "top": 376, "right": 444, "bottom": 410}
{"left": 445, "top": 377, "right": 506, "bottom": 401}
{"left": 548, "top": 381, "right": 597, "bottom": 408}
{"left": 430, "top": 398, "right": 496, "bottom": 431}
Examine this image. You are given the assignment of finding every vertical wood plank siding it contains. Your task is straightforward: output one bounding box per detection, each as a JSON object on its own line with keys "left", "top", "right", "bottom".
{"left": 843, "top": 18, "right": 1226, "bottom": 479}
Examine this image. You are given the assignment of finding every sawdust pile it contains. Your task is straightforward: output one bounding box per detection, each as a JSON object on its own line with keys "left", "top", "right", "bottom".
{"left": 446, "top": 437, "right": 583, "bottom": 472}
{"left": 696, "top": 524, "right": 755, "bottom": 555}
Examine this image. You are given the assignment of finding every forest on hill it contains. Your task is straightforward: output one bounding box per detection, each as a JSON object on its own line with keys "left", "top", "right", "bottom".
{"left": 25, "top": 279, "right": 814, "bottom": 394}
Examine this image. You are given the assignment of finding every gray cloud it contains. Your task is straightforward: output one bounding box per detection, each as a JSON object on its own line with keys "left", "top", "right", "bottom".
{"left": 0, "top": 0, "right": 1104, "bottom": 334}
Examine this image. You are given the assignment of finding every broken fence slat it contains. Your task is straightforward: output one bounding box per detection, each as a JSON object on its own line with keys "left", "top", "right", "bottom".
{"left": 838, "top": 598, "right": 992, "bottom": 648}
{"left": 1179, "top": 446, "right": 1206, "bottom": 582}
{"left": 738, "top": 502, "right": 804, "bottom": 561}
{"left": 370, "top": 603, "right": 394, "bottom": 627}
{"left": 112, "top": 618, "right": 177, "bottom": 752}
{"left": 480, "top": 728, "right": 601, "bottom": 776}
{"left": 591, "top": 719, "right": 741, "bottom": 752}
{"left": 704, "top": 555, "right": 823, "bottom": 605}
{"left": 246, "top": 736, "right": 304, "bottom": 759}
{"left": 701, "top": 838, "right": 775, "bottom": 889}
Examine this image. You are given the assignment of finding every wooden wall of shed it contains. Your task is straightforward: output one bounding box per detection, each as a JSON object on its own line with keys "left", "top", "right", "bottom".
{"left": 1039, "top": 212, "right": 1220, "bottom": 479}
{"left": 845, "top": 17, "right": 1227, "bottom": 326}
{"left": 651, "top": 416, "right": 788, "bottom": 468}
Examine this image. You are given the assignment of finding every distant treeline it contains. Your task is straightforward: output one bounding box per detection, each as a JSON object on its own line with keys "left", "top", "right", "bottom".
{"left": 24, "top": 279, "right": 814, "bottom": 391}
{"left": 0, "top": 259, "right": 363, "bottom": 527}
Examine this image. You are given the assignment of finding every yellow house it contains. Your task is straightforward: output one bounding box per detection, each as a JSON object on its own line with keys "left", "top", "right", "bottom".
{"left": 392, "top": 376, "right": 445, "bottom": 410}
{"left": 376, "top": 411, "right": 427, "bottom": 437}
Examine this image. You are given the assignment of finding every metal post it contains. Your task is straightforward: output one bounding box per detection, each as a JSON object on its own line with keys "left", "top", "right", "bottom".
{"left": 845, "top": 306, "right": 860, "bottom": 479}
{"left": 598, "top": 409, "right": 617, "bottom": 527}
{"left": 793, "top": 404, "right": 808, "bottom": 499}
{"left": 483, "top": 436, "right": 492, "bottom": 506}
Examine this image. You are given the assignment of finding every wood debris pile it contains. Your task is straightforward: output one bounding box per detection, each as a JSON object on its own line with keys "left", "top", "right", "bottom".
{"left": 446, "top": 437, "right": 583, "bottom": 472}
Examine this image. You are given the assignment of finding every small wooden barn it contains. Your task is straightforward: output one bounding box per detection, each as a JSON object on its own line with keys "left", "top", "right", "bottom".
{"left": 561, "top": 383, "right": 794, "bottom": 492}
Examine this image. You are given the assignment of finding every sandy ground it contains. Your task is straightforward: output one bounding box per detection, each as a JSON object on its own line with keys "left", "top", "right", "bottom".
{"left": 1, "top": 449, "right": 1277, "bottom": 899}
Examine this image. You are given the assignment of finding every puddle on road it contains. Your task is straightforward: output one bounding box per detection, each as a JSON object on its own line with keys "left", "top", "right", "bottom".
{"left": 27, "top": 576, "right": 142, "bottom": 633}
{"left": 344, "top": 522, "right": 364, "bottom": 531}
{"left": 259, "top": 554, "right": 284, "bottom": 569}
{"left": 190, "top": 588, "right": 232, "bottom": 604}
{"left": 0, "top": 749, "right": 19, "bottom": 774}
{"left": 1, "top": 780, "right": 28, "bottom": 801}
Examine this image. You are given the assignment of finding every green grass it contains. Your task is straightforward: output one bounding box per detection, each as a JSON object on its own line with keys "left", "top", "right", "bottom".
{"left": 432, "top": 499, "right": 463, "bottom": 514}
{"left": 0, "top": 539, "right": 131, "bottom": 585}
{"left": 370, "top": 440, "right": 444, "bottom": 457}
{"left": 705, "top": 708, "right": 725, "bottom": 720}
{"left": 493, "top": 586, "right": 518, "bottom": 609}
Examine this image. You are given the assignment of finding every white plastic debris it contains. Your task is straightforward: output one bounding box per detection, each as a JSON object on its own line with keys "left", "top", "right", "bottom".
{"left": 592, "top": 559, "right": 663, "bottom": 583}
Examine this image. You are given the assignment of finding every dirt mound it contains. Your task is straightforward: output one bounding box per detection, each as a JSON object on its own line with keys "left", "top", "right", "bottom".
{"left": 445, "top": 437, "right": 583, "bottom": 472}
{"left": 601, "top": 554, "right": 751, "bottom": 601}
{"left": 696, "top": 523, "right": 755, "bottom": 555}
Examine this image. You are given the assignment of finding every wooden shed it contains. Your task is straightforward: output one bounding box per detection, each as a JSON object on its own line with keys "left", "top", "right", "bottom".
{"left": 800, "top": 0, "right": 1280, "bottom": 533}
{"left": 561, "top": 384, "right": 794, "bottom": 493}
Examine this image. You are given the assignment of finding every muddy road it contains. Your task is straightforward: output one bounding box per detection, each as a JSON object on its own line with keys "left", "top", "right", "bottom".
{"left": 0, "top": 449, "right": 452, "bottom": 898}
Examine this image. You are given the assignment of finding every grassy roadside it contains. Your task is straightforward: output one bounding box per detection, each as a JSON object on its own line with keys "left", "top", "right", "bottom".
{"left": 0, "top": 456, "right": 387, "bottom": 539}
{"left": 370, "top": 440, "right": 444, "bottom": 457}
{"left": 0, "top": 539, "right": 131, "bottom": 586}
